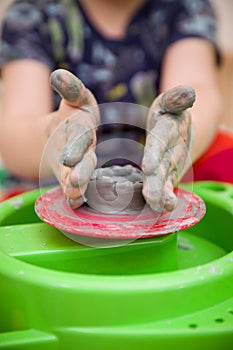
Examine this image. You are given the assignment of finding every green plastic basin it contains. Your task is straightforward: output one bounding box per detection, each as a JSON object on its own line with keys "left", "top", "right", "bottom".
{"left": 0, "top": 181, "right": 232, "bottom": 349}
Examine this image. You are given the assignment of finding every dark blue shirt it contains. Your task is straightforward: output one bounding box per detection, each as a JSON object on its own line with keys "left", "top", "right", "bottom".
{"left": 0, "top": 0, "right": 219, "bottom": 185}
{"left": 0, "top": 0, "right": 218, "bottom": 107}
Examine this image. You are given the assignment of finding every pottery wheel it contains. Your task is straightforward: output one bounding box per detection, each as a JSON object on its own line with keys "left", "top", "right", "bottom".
{"left": 35, "top": 183, "right": 206, "bottom": 239}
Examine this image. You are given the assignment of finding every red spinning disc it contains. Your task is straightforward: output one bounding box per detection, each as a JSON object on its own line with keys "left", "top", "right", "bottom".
{"left": 35, "top": 187, "right": 206, "bottom": 240}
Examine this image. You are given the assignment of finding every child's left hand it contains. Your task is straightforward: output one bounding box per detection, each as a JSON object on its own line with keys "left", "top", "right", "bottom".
{"left": 142, "top": 85, "right": 195, "bottom": 212}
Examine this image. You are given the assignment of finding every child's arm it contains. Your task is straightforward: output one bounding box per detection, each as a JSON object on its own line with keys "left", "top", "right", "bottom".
{"left": 0, "top": 63, "right": 99, "bottom": 208}
{"left": 160, "top": 38, "right": 223, "bottom": 163}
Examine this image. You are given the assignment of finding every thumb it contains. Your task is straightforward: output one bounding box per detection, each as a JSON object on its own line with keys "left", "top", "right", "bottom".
{"left": 50, "top": 69, "right": 100, "bottom": 124}
{"left": 157, "top": 85, "right": 196, "bottom": 115}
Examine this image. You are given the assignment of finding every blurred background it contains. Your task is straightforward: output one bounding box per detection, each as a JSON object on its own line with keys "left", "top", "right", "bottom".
{"left": 0, "top": 0, "right": 233, "bottom": 202}
{"left": 0, "top": 0, "right": 232, "bottom": 128}
{"left": 211, "top": 0, "right": 233, "bottom": 130}
{"left": 0, "top": 0, "right": 233, "bottom": 201}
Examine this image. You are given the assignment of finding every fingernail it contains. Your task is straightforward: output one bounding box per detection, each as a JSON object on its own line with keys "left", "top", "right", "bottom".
{"left": 67, "top": 195, "right": 87, "bottom": 209}
{"left": 162, "top": 85, "right": 196, "bottom": 115}
{"left": 164, "top": 193, "right": 177, "bottom": 212}
{"left": 50, "top": 69, "right": 82, "bottom": 102}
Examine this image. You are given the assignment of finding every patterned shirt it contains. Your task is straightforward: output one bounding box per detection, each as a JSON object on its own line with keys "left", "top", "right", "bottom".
{"left": 0, "top": 0, "right": 219, "bottom": 188}
{"left": 0, "top": 0, "right": 218, "bottom": 107}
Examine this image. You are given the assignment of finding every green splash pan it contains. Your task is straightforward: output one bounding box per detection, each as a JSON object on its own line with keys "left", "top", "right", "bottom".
{"left": 0, "top": 181, "right": 232, "bottom": 349}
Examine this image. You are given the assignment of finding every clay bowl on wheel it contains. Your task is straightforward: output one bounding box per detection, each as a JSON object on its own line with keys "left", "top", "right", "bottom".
{"left": 85, "top": 165, "right": 146, "bottom": 214}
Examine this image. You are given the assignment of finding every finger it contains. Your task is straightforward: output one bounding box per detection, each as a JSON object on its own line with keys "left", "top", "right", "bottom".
{"left": 50, "top": 69, "right": 95, "bottom": 106}
{"left": 60, "top": 123, "right": 94, "bottom": 167}
{"left": 50, "top": 69, "right": 100, "bottom": 124}
{"left": 67, "top": 195, "right": 87, "bottom": 209}
{"left": 144, "top": 140, "right": 190, "bottom": 212}
{"left": 62, "top": 177, "right": 88, "bottom": 209}
{"left": 161, "top": 140, "right": 191, "bottom": 212}
{"left": 159, "top": 85, "right": 195, "bottom": 115}
{"left": 69, "top": 149, "right": 97, "bottom": 187}
{"left": 147, "top": 86, "right": 195, "bottom": 130}
{"left": 142, "top": 155, "right": 171, "bottom": 211}
{"left": 162, "top": 175, "right": 177, "bottom": 212}
{"left": 143, "top": 110, "right": 191, "bottom": 176}
{"left": 142, "top": 120, "right": 176, "bottom": 175}
{"left": 167, "top": 141, "right": 191, "bottom": 182}
{"left": 143, "top": 170, "right": 177, "bottom": 212}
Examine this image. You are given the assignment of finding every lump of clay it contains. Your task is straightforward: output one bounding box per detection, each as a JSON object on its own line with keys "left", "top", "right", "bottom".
{"left": 85, "top": 165, "right": 146, "bottom": 213}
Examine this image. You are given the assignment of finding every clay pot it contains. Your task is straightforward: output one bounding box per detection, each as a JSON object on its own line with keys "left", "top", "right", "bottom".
{"left": 85, "top": 165, "right": 146, "bottom": 213}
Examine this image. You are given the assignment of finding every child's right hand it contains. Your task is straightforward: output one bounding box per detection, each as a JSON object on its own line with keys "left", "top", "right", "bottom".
{"left": 48, "top": 69, "right": 100, "bottom": 208}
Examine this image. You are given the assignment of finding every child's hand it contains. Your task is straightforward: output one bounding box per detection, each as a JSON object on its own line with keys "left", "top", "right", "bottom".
{"left": 142, "top": 85, "right": 195, "bottom": 212}
{"left": 48, "top": 69, "right": 100, "bottom": 209}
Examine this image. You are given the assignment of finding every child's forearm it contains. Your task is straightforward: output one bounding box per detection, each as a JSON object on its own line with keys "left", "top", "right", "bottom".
{"left": 190, "top": 83, "right": 222, "bottom": 164}
{"left": 0, "top": 111, "right": 57, "bottom": 179}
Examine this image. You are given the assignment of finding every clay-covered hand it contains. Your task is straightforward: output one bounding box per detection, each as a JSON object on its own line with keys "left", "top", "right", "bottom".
{"left": 47, "top": 69, "right": 100, "bottom": 209}
{"left": 142, "top": 85, "right": 195, "bottom": 212}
